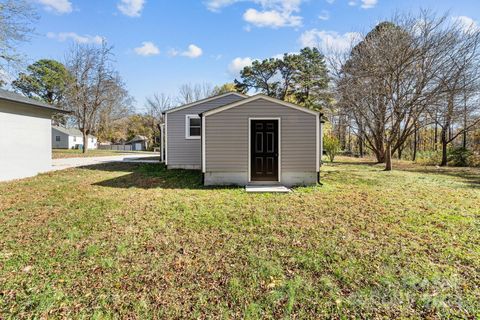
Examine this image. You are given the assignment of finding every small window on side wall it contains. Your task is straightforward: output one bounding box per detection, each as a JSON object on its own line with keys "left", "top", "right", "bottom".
{"left": 185, "top": 115, "right": 201, "bottom": 139}
{"left": 56, "top": 136, "right": 60, "bottom": 142}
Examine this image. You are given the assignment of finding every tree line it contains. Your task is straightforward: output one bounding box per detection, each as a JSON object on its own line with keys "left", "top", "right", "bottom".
{"left": 2, "top": 3, "right": 478, "bottom": 163}
{"left": 229, "top": 11, "right": 480, "bottom": 169}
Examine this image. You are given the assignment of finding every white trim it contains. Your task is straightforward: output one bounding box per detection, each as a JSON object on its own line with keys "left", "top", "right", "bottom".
{"left": 316, "top": 115, "right": 320, "bottom": 172}
{"left": 248, "top": 117, "right": 281, "bottom": 183}
{"left": 202, "top": 115, "right": 206, "bottom": 173}
{"left": 185, "top": 114, "right": 201, "bottom": 140}
{"left": 160, "top": 123, "right": 165, "bottom": 163}
{"left": 204, "top": 94, "right": 319, "bottom": 117}
{"left": 165, "top": 113, "right": 168, "bottom": 165}
{"left": 164, "top": 92, "right": 248, "bottom": 115}
{"left": 320, "top": 119, "right": 324, "bottom": 167}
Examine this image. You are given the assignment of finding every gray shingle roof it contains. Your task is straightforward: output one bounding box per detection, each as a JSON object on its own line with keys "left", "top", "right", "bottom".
{"left": 126, "top": 135, "right": 148, "bottom": 143}
{"left": 0, "top": 88, "right": 69, "bottom": 113}
{"left": 52, "top": 126, "right": 96, "bottom": 138}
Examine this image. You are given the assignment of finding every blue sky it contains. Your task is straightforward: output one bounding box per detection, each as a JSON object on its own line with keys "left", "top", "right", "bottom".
{"left": 20, "top": 0, "right": 480, "bottom": 111}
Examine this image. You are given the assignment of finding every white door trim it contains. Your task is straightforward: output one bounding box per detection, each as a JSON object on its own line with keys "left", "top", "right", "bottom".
{"left": 202, "top": 115, "right": 206, "bottom": 173}
{"left": 248, "top": 117, "right": 281, "bottom": 183}
{"left": 165, "top": 113, "right": 168, "bottom": 165}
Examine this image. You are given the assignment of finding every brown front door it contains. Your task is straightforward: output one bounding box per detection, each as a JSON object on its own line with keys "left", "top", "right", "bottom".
{"left": 251, "top": 119, "right": 278, "bottom": 181}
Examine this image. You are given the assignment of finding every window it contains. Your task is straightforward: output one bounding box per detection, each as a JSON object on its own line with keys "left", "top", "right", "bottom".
{"left": 185, "top": 115, "right": 201, "bottom": 139}
{"left": 73, "top": 136, "right": 76, "bottom": 142}
{"left": 55, "top": 136, "right": 60, "bottom": 142}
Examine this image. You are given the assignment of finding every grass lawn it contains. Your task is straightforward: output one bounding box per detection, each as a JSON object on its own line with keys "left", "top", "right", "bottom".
{"left": 52, "top": 149, "right": 155, "bottom": 159}
{"left": 0, "top": 157, "right": 479, "bottom": 318}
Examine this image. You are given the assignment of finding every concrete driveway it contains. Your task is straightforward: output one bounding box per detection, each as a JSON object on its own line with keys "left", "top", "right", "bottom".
{"left": 50, "top": 154, "right": 160, "bottom": 172}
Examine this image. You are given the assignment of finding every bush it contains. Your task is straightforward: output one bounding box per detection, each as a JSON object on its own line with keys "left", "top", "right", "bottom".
{"left": 467, "top": 153, "right": 480, "bottom": 167}
{"left": 323, "top": 135, "right": 341, "bottom": 162}
{"left": 448, "top": 147, "right": 473, "bottom": 167}
{"left": 415, "top": 151, "right": 442, "bottom": 166}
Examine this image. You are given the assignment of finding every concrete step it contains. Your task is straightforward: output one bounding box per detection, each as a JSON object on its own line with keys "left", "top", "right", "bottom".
{"left": 245, "top": 185, "right": 291, "bottom": 193}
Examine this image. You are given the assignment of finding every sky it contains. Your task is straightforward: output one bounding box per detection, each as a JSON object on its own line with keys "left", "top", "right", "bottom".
{"left": 19, "top": 0, "right": 480, "bottom": 112}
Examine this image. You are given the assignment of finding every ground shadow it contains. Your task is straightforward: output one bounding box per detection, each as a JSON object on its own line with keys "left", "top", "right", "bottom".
{"left": 327, "top": 158, "right": 480, "bottom": 189}
{"left": 402, "top": 167, "right": 480, "bottom": 189}
{"left": 78, "top": 162, "right": 206, "bottom": 190}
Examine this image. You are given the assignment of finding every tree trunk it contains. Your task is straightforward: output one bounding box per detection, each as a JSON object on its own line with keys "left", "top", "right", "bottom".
{"left": 385, "top": 144, "right": 392, "bottom": 171}
{"left": 434, "top": 122, "right": 438, "bottom": 151}
{"left": 82, "top": 131, "right": 89, "bottom": 154}
{"left": 359, "top": 133, "right": 364, "bottom": 158}
{"left": 412, "top": 125, "right": 418, "bottom": 161}
{"left": 375, "top": 139, "right": 385, "bottom": 163}
{"left": 440, "top": 127, "right": 448, "bottom": 166}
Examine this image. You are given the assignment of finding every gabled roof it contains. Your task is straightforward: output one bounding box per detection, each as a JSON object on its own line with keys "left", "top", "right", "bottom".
{"left": 202, "top": 94, "right": 320, "bottom": 117}
{"left": 163, "top": 92, "right": 248, "bottom": 115}
{"left": 52, "top": 126, "right": 96, "bottom": 138}
{"left": 0, "top": 89, "right": 69, "bottom": 113}
{"left": 126, "top": 135, "right": 148, "bottom": 143}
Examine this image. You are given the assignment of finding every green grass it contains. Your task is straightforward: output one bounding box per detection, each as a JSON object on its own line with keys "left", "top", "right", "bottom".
{"left": 52, "top": 149, "right": 154, "bottom": 159}
{"left": 0, "top": 157, "right": 479, "bottom": 318}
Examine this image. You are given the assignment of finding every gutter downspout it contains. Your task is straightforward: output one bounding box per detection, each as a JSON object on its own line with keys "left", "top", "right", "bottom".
{"left": 200, "top": 113, "right": 205, "bottom": 185}
{"left": 318, "top": 113, "right": 324, "bottom": 185}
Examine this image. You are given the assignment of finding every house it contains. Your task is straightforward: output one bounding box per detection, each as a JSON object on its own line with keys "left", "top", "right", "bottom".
{"left": 161, "top": 92, "right": 323, "bottom": 187}
{"left": 0, "top": 89, "right": 69, "bottom": 182}
{"left": 52, "top": 126, "right": 98, "bottom": 150}
{"left": 126, "top": 135, "right": 149, "bottom": 151}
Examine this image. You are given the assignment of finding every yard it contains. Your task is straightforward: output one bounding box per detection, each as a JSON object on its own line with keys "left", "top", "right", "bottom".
{"left": 52, "top": 149, "right": 155, "bottom": 159}
{"left": 0, "top": 157, "right": 478, "bottom": 318}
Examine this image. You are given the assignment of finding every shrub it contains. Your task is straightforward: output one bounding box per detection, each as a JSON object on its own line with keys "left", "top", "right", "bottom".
{"left": 323, "top": 135, "right": 341, "bottom": 162}
{"left": 415, "top": 151, "right": 442, "bottom": 166}
{"left": 467, "top": 153, "right": 480, "bottom": 167}
{"left": 448, "top": 147, "right": 473, "bottom": 167}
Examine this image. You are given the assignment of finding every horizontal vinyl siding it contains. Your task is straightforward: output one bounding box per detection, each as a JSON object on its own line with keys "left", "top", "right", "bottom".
{"left": 205, "top": 98, "right": 317, "bottom": 173}
{"left": 167, "top": 94, "right": 245, "bottom": 166}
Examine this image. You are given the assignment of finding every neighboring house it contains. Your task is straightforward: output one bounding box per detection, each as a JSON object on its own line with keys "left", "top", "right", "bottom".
{"left": 126, "top": 135, "right": 149, "bottom": 151}
{"left": 162, "top": 92, "right": 324, "bottom": 187}
{"left": 0, "top": 89, "right": 68, "bottom": 182}
{"left": 52, "top": 126, "right": 98, "bottom": 150}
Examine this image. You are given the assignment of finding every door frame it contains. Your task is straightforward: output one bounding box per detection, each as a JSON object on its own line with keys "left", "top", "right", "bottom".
{"left": 248, "top": 117, "right": 281, "bottom": 183}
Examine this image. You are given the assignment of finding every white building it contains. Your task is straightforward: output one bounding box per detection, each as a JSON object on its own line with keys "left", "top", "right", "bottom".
{"left": 52, "top": 126, "right": 97, "bottom": 150}
{"left": 0, "top": 89, "right": 68, "bottom": 182}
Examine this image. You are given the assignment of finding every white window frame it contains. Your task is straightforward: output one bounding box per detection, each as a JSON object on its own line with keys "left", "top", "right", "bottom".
{"left": 185, "top": 114, "right": 201, "bottom": 140}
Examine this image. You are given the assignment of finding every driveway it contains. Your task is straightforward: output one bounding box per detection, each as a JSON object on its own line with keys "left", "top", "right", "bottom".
{"left": 50, "top": 154, "right": 160, "bottom": 172}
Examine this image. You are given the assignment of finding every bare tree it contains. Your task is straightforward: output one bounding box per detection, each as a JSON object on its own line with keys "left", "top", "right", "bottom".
{"left": 64, "top": 41, "right": 131, "bottom": 153}
{"left": 145, "top": 92, "right": 171, "bottom": 137}
{"left": 0, "top": 0, "right": 38, "bottom": 84}
{"left": 177, "top": 82, "right": 214, "bottom": 105}
{"left": 334, "top": 11, "right": 480, "bottom": 170}
{"left": 430, "top": 28, "right": 480, "bottom": 165}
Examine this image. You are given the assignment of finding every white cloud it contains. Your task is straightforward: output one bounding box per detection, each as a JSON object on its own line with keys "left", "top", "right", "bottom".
{"left": 318, "top": 10, "right": 329, "bottom": 21}
{"left": 452, "top": 16, "right": 479, "bottom": 33}
{"left": 325, "top": 0, "right": 335, "bottom": 3}
{"left": 117, "top": 0, "right": 145, "bottom": 17}
{"left": 299, "top": 29, "right": 361, "bottom": 52}
{"left": 228, "top": 57, "right": 254, "bottom": 76}
{"left": 37, "top": 0, "right": 72, "bottom": 14}
{"left": 47, "top": 32, "right": 104, "bottom": 44}
{"left": 348, "top": 0, "right": 377, "bottom": 9}
{"left": 205, "top": 0, "right": 239, "bottom": 12}
{"left": 360, "top": 0, "right": 377, "bottom": 9}
{"left": 243, "top": 8, "right": 301, "bottom": 28}
{"left": 205, "top": 0, "right": 304, "bottom": 28}
{"left": 169, "top": 45, "right": 203, "bottom": 58}
{"left": 180, "top": 44, "right": 203, "bottom": 58}
{"left": 134, "top": 42, "right": 160, "bottom": 56}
